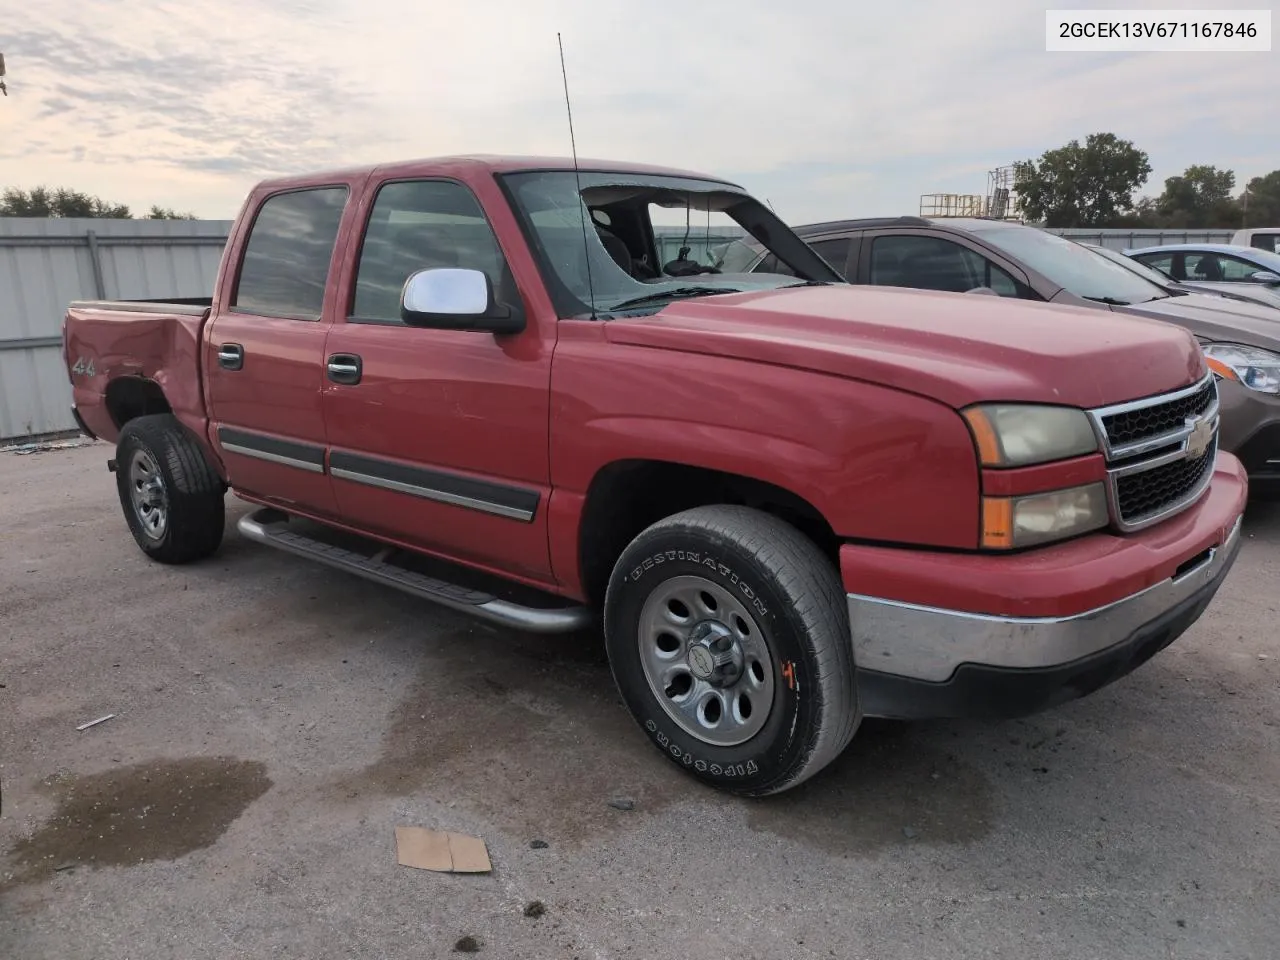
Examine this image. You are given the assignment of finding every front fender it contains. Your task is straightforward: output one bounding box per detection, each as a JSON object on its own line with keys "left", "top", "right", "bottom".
{"left": 548, "top": 331, "right": 981, "bottom": 562}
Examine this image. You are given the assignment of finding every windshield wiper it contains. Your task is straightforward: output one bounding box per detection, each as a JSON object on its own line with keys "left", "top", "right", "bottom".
{"left": 609, "top": 286, "right": 737, "bottom": 312}
{"left": 1082, "top": 295, "right": 1133, "bottom": 306}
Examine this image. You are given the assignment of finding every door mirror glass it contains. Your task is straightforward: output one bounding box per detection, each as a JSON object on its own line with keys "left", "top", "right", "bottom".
{"left": 403, "top": 267, "right": 491, "bottom": 318}
{"left": 1248, "top": 270, "right": 1280, "bottom": 285}
{"left": 399, "top": 267, "right": 523, "bottom": 334}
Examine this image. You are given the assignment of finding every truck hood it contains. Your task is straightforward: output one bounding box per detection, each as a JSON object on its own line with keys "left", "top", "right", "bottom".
{"left": 606, "top": 285, "right": 1205, "bottom": 410}
{"left": 1114, "top": 293, "right": 1280, "bottom": 352}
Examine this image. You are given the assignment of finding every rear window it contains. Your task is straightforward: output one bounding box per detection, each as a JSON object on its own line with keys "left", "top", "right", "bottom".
{"left": 233, "top": 187, "right": 348, "bottom": 319}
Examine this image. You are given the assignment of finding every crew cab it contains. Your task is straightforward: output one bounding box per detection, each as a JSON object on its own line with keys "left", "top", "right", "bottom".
{"left": 63, "top": 156, "right": 1247, "bottom": 796}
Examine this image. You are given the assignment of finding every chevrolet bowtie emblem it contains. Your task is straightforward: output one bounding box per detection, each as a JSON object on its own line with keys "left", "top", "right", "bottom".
{"left": 1185, "top": 414, "right": 1215, "bottom": 459}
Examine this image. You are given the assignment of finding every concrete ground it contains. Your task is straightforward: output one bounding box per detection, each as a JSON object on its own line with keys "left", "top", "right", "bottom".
{"left": 1, "top": 441, "right": 1278, "bottom": 960}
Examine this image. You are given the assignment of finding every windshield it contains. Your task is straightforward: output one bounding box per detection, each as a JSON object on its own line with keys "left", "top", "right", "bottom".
{"left": 968, "top": 224, "right": 1169, "bottom": 305}
{"left": 498, "top": 170, "right": 841, "bottom": 318}
{"left": 1086, "top": 244, "right": 1178, "bottom": 286}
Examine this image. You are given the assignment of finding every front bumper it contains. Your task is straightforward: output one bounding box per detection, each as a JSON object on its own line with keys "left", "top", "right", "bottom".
{"left": 844, "top": 454, "right": 1247, "bottom": 720}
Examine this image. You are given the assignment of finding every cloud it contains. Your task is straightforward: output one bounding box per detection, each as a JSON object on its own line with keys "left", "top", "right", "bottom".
{"left": 2, "top": 0, "right": 1276, "bottom": 221}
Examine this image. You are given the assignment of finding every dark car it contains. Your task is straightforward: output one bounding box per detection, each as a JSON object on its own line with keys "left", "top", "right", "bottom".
{"left": 730, "top": 217, "right": 1280, "bottom": 493}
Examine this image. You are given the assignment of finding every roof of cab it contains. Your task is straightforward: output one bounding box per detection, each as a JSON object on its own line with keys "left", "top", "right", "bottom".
{"left": 251, "top": 155, "right": 743, "bottom": 192}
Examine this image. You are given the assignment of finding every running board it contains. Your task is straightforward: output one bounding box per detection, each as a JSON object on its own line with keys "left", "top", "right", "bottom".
{"left": 236, "top": 508, "right": 593, "bottom": 634}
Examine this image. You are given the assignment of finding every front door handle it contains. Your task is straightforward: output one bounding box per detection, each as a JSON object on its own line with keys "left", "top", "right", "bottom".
{"left": 217, "top": 343, "right": 244, "bottom": 371}
{"left": 327, "top": 353, "right": 362, "bottom": 385}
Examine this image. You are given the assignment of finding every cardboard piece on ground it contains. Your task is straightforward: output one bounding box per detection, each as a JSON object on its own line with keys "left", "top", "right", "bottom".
{"left": 395, "top": 827, "right": 492, "bottom": 873}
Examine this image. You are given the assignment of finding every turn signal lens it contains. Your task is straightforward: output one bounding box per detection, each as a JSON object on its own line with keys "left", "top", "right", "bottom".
{"left": 1204, "top": 356, "right": 1239, "bottom": 382}
{"left": 981, "top": 482, "right": 1109, "bottom": 549}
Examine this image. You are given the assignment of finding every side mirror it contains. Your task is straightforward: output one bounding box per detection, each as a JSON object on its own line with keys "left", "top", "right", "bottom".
{"left": 400, "top": 268, "right": 525, "bottom": 334}
{"left": 1247, "top": 270, "right": 1280, "bottom": 286}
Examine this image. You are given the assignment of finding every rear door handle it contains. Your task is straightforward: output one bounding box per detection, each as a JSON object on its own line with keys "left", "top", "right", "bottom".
{"left": 217, "top": 343, "right": 244, "bottom": 371}
{"left": 327, "top": 353, "right": 362, "bottom": 385}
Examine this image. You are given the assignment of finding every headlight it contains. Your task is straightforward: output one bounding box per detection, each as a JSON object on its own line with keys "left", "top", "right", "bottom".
{"left": 982, "top": 483, "right": 1109, "bottom": 549}
{"left": 1201, "top": 343, "right": 1280, "bottom": 395}
{"left": 962, "top": 404, "right": 1099, "bottom": 467}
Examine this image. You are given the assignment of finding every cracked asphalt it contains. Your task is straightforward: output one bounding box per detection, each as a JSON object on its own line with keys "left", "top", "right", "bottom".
{"left": 2, "top": 442, "right": 1278, "bottom": 959}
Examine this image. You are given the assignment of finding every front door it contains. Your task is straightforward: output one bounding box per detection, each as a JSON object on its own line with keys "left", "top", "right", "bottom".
{"left": 320, "top": 177, "right": 556, "bottom": 581}
{"left": 204, "top": 183, "right": 353, "bottom": 518}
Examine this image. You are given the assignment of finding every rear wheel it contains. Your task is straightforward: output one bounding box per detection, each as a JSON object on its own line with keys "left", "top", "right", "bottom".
{"left": 115, "top": 414, "right": 225, "bottom": 564}
{"left": 604, "top": 505, "right": 859, "bottom": 796}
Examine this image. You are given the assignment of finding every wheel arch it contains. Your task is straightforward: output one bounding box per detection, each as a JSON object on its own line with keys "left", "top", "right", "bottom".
{"left": 575, "top": 458, "right": 840, "bottom": 608}
{"left": 105, "top": 376, "right": 173, "bottom": 430}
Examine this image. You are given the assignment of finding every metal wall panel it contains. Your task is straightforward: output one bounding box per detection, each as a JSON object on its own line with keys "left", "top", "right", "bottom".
{"left": 1047, "top": 228, "right": 1236, "bottom": 251}
{"left": 0, "top": 218, "right": 231, "bottom": 440}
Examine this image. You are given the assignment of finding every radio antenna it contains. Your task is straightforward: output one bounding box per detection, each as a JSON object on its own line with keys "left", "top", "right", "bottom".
{"left": 557, "top": 33, "right": 597, "bottom": 320}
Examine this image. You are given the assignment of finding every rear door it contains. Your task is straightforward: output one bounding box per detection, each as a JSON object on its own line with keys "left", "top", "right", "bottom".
{"left": 320, "top": 176, "right": 556, "bottom": 581}
{"left": 204, "top": 182, "right": 358, "bottom": 518}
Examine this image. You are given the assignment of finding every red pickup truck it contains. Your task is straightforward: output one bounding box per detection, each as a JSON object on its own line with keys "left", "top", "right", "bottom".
{"left": 63, "top": 155, "right": 1247, "bottom": 796}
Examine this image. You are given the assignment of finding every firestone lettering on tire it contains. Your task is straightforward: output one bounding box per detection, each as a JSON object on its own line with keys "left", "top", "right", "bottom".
{"left": 641, "top": 720, "right": 764, "bottom": 780}
{"left": 628, "top": 552, "right": 768, "bottom": 616}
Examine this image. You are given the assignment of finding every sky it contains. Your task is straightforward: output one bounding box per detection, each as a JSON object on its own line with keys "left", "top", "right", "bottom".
{"left": 2, "top": 0, "right": 1277, "bottom": 224}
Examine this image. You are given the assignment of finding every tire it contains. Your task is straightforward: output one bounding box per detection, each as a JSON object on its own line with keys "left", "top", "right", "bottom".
{"left": 603, "top": 505, "right": 859, "bottom": 796}
{"left": 115, "top": 414, "right": 226, "bottom": 564}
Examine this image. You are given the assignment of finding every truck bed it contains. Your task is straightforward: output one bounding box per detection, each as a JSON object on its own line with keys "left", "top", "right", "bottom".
{"left": 67, "top": 297, "right": 213, "bottom": 317}
{"left": 63, "top": 298, "right": 215, "bottom": 448}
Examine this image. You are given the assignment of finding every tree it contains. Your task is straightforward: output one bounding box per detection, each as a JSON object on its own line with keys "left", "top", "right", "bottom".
{"left": 1152, "top": 165, "right": 1240, "bottom": 228}
{"left": 1013, "top": 133, "right": 1152, "bottom": 227}
{"left": 146, "top": 205, "right": 198, "bottom": 220}
{"left": 1241, "top": 170, "right": 1280, "bottom": 227}
{"left": 0, "top": 186, "right": 131, "bottom": 218}
{"left": 0, "top": 187, "right": 196, "bottom": 219}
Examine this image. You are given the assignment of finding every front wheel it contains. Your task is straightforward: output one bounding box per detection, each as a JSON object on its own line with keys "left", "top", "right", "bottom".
{"left": 115, "top": 414, "right": 226, "bottom": 564}
{"left": 603, "top": 505, "right": 860, "bottom": 796}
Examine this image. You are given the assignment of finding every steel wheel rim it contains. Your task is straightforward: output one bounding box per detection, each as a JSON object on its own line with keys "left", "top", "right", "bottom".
{"left": 129, "top": 449, "right": 168, "bottom": 540}
{"left": 637, "top": 574, "right": 776, "bottom": 746}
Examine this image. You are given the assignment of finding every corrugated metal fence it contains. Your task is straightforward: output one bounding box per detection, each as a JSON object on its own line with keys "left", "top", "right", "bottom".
{"left": 0, "top": 218, "right": 232, "bottom": 440}
{"left": 1048, "top": 228, "right": 1235, "bottom": 250}
{"left": 0, "top": 218, "right": 1247, "bottom": 441}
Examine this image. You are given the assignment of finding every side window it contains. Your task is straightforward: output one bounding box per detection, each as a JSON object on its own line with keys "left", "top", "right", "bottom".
{"left": 233, "top": 187, "right": 348, "bottom": 319}
{"left": 1218, "top": 255, "right": 1269, "bottom": 281}
{"left": 870, "top": 235, "right": 1021, "bottom": 296}
{"left": 809, "top": 237, "right": 852, "bottom": 279}
{"left": 752, "top": 252, "right": 796, "bottom": 277}
{"left": 1187, "top": 253, "right": 1225, "bottom": 281}
{"left": 1135, "top": 253, "right": 1176, "bottom": 278}
{"left": 752, "top": 237, "right": 850, "bottom": 279}
{"left": 352, "top": 180, "right": 509, "bottom": 323}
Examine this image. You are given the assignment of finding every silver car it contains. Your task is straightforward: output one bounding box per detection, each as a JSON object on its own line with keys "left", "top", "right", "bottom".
{"left": 1125, "top": 243, "right": 1280, "bottom": 310}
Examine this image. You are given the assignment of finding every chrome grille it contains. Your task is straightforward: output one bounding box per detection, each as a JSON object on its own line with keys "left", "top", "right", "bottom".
{"left": 1088, "top": 374, "right": 1219, "bottom": 532}
{"left": 1100, "top": 377, "right": 1215, "bottom": 451}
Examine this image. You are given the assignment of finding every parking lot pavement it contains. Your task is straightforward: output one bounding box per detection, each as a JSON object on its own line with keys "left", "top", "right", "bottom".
{"left": 1, "top": 443, "right": 1278, "bottom": 960}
